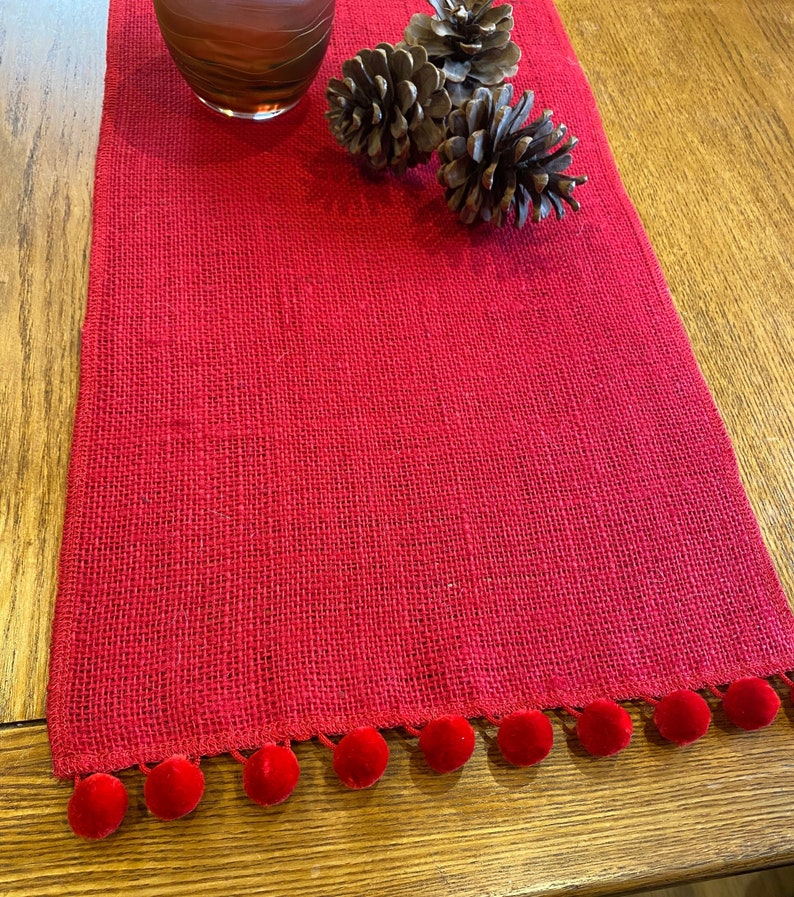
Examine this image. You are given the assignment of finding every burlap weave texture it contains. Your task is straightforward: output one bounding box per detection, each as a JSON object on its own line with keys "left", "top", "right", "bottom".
{"left": 47, "top": 0, "right": 794, "bottom": 777}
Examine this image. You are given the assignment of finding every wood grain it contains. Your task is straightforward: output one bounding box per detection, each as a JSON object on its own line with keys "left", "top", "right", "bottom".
{"left": 0, "top": 0, "right": 108, "bottom": 723}
{"left": 2, "top": 718, "right": 794, "bottom": 897}
{"left": 555, "top": 0, "right": 794, "bottom": 602}
{"left": 637, "top": 866, "right": 794, "bottom": 897}
{"left": 2, "top": 0, "right": 794, "bottom": 895}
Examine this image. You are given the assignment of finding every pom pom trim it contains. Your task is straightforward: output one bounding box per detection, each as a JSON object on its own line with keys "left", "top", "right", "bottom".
{"left": 60, "top": 675, "right": 790, "bottom": 836}
{"left": 418, "top": 715, "right": 476, "bottom": 773}
{"left": 68, "top": 773, "right": 128, "bottom": 840}
{"left": 330, "top": 727, "right": 390, "bottom": 789}
{"left": 721, "top": 676, "right": 781, "bottom": 731}
{"left": 242, "top": 743, "right": 301, "bottom": 806}
{"left": 653, "top": 690, "right": 711, "bottom": 745}
{"left": 497, "top": 710, "right": 554, "bottom": 766}
{"left": 575, "top": 699, "right": 634, "bottom": 757}
{"left": 143, "top": 755, "right": 205, "bottom": 821}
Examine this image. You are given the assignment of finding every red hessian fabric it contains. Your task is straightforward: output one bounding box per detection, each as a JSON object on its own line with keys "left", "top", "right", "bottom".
{"left": 47, "top": 0, "right": 794, "bottom": 778}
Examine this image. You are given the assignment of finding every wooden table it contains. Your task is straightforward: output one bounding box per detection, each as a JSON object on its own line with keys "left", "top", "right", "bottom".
{"left": 2, "top": 1, "right": 793, "bottom": 894}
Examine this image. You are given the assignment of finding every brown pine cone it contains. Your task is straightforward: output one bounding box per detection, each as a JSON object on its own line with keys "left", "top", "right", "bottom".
{"left": 437, "top": 84, "right": 588, "bottom": 227}
{"left": 325, "top": 43, "right": 452, "bottom": 174}
{"left": 402, "top": 0, "right": 520, "bottom": 107}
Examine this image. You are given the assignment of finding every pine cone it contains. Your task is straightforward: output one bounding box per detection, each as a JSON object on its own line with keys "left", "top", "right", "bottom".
{"left": 326, "top": 43, "right": 452, "bottom": 174}
{"left": 437, "top": 84, "right": 588, "bottom": 227}
{"left": 402, "top": 0, "right": 520, "bottom": 107}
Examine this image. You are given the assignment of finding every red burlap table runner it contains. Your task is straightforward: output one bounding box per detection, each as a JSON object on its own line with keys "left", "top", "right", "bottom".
{"left": 48, "top": 0, "right": 794, "bottom": 791}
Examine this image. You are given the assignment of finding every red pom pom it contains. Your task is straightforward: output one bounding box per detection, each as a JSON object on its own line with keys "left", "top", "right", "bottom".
{"left": 497, "top": 710, "right": 554, "bottom": 767}
{"left": 419, "top": 715, "right": 476, "bottom": 773}
{"left": 576, "top": 700, "right": 633, "bottom": 757}
{"left": 654, "top": 690, "right": 711, "bottom": 745}
{"left": 68, "top": 773, "right": 128, "bottom": 840}
{"left": 722, "top": 677, "right": 780, "bottom": 730}
{"left": 333, "top": 728, "right": 389, "bottom": 789}
{"left": 144, "top": 755, "right": 205, "bottom": 820}
{"left": 243, "top": 744, "right": 300, "bottom": 806}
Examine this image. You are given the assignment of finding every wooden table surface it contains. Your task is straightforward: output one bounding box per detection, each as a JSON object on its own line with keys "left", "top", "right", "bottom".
{"left": 2, "top": 1, "right": 793, "bottom": 895}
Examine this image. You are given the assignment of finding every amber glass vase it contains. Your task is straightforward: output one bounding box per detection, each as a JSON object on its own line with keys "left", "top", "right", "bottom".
{"left": 153, "top": 0, "right": 335, "bottom": 120}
